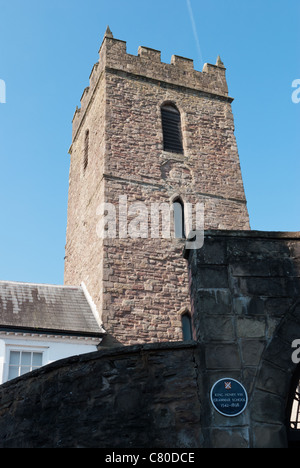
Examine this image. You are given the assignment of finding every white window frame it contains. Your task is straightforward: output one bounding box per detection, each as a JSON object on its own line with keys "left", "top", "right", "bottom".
{"left": 4, "top": 345, "right": 47, "bottom": 383}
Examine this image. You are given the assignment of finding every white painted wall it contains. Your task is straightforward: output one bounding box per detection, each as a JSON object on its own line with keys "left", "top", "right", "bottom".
{"left": 0, "top": 333, "right": 100, "bottom": 384}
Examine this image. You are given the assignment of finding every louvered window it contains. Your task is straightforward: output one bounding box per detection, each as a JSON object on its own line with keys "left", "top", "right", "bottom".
{"left": 161, "top": 104, "right": 183, "bottom": 154}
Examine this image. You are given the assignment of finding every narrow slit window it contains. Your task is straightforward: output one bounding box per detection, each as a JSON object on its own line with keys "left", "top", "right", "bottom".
{"left": 173, "top": 199, "right": 186, "bottom": 239}
{"left": 83, "top": 129, "right": 89, "bottom": 171}
{"left": 161, "top": 104, "right": 183, "bottom": 154}
{"left": 182, "top": 313, "right": 193, "bottom": 341}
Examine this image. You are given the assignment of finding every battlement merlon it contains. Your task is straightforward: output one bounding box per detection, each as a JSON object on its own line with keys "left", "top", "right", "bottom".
{"left": 71, "top": 29, "right": 232, "bottom": 144}
{"left": 99, "top": 32, "right": 229, "bottom": 96}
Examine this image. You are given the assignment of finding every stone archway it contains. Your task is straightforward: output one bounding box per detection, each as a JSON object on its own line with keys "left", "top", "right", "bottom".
{"left": 250, "top": 301, "right": 300, "bottom": 448}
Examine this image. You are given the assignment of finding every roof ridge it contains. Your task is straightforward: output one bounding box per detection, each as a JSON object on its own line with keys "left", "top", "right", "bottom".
{"left": 0, "top": 280, "right": 81, "bottom": 290}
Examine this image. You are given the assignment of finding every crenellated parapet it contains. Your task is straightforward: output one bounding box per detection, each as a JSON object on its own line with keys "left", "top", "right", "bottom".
{"left": 72, "top": 27, "right": 230, "bottom": 141}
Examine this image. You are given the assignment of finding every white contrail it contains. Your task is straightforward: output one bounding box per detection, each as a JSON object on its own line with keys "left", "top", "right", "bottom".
{"left": 0, "top": 79, "right": 6, "bottom": 104}
{"left": 186, "top": 0, "right": 204, "bottom": 68}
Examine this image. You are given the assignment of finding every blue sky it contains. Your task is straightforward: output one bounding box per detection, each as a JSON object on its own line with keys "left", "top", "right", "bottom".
{"left": 0, "top": 0, "right": 299, "bottom": 285}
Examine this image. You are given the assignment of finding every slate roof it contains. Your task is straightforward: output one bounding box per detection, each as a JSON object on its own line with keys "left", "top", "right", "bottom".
{"left": 0, "top": 281, "right": 105, "bottom": 337}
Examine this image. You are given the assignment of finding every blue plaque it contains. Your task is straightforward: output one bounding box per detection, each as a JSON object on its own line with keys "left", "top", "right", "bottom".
{"left": 210, "top": 378, "right": 248, "bottom": 417}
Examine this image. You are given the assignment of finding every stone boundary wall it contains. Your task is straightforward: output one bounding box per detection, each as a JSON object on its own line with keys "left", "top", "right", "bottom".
{"left": 0, "top": 342, "right": 202, "bottom": 448}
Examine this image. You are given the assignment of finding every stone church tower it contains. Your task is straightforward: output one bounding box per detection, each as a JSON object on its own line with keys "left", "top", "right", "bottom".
{"left": 64, "top": 28, "right": 250, "bottom": 346}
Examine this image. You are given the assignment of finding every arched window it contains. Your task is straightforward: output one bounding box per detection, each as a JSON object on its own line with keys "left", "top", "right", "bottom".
{"left": 83, "top": 129, "right": 89, "bottom": 171}
{"left": 181, "top": 313, "right": 193, "bottom": 341}
{"left": 173, "top": 198, "right": 185, "bottom": 239}
{"left": 161, "top": 103, "right": 183, "bottom": 154}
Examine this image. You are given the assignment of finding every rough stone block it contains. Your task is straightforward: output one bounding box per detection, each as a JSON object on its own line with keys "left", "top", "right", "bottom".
{"left": 205, "top": 343, "right": 240, "bottom": 370}
{"left": 240, "top": 340, "right": 265, "bottom": 366}
{"left": 196, "top": 289, "right": 232, "bottom": 315}
{"left": 202, "top": 316, "right": 235, "bottom": 342}
{"left": 197, "top": 266, "right": 229, "bottom": 289}
{"left": 210, "top": 427, "right": 249, "bottom": 448}
{"left": 256, "top": 361, "right": 290, "bottom": 398}
{"left": 236, "top": 317, "right": 266, "bottom": 338}
{"left": 253, "top": 424, "right": 287, "bottom": 449}
{"left": 197, "top": 237, "right": 227, "bottom": 265}
{"left": 251, "top": 390, "right": 285, "bottom": 425}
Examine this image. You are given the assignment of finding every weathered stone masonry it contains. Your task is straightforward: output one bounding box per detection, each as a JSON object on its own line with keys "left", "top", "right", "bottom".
{"left": 64, "top": 30, "right": 250, "bottom": 346}
{"left": 185, "top": 230, "right": 300, "bottom": 448}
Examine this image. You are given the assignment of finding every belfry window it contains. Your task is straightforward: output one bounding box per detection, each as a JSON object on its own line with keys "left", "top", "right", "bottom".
{"left": 83, "top": 129, "right": 89, "bottom": 171}
{"left": 161, "top": 104, "right": 183, "bottom": 154}
{"left": 181, "top": 313, "right": 193, "bottom": 341}
{"left": 173, "top": 198, "right": 186, "bottom": 239}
